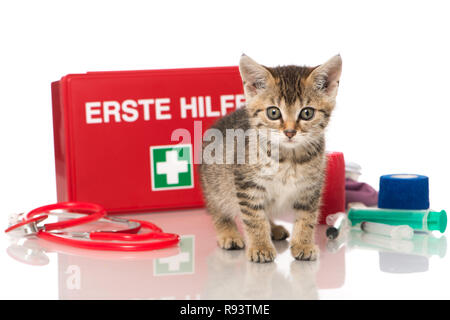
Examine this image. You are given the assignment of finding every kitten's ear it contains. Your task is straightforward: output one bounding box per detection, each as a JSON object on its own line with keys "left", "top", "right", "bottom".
{"left": 239, "top": 54, "right": 274, "bottom": 98}
{"left": 307, "top": 54, "right": 342, "bottom": 98}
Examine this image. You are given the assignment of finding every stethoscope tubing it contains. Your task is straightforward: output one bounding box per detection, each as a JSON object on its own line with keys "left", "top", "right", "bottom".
{"left": 5, "top": 202, "right": 180, "bottom": 251}
{"left": 38, "top": 230, "right": 180, "bottom": 251}
{"left": 26, "top": 202, "right": 107, "bottom": 231}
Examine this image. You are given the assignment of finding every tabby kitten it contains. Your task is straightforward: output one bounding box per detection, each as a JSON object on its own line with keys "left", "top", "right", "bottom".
{"left": 199, "top": 54, "right": 342, "bottom": 263}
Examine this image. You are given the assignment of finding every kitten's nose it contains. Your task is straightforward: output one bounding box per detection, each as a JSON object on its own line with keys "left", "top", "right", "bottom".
{"left": 284, "top": 129, "right": 297, "bottom": 139}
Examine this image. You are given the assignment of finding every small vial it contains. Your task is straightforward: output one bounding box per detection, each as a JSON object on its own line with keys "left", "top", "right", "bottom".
{"left": 326, "top": 212, "right": 347, "bottom": 226}
{"left": 326, "top": 213, "right": 349, "bottom": 240}
{"left": 361, "top": 221, "right": 414, "bottom": 240}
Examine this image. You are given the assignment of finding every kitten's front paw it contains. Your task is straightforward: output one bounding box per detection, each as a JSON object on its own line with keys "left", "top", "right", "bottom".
{"left": 247, "top": 244, "right": 276, "bottom": 263}
{"left": 271, "top": 225, "right": 290, "bottom": 241}
{"left": 290, "top": 243, "right": 319, "bottom": 261}
{"left": 218, "top": 236, "right": 245, "bottom": 250}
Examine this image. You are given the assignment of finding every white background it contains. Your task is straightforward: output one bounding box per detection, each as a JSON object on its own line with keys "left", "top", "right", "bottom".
{"left": 1, "top": 0, "right": 449, "bottom": 299}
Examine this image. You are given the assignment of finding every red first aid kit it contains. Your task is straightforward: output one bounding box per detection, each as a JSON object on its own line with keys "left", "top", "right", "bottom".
{"left": 51, "top": 66, "right": 345, "bottom": 221}
{"left": 51, "top": 66, "right": 245, "bottom": 213}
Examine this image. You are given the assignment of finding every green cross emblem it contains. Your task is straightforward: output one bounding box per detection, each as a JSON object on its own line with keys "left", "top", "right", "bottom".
{"left": 150, "top": 144, "right": 194, "bottom": 191}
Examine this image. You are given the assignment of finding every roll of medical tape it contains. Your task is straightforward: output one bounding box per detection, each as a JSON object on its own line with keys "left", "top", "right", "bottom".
{"left": 378, "top": 174, "right": 429, "bottom": 210}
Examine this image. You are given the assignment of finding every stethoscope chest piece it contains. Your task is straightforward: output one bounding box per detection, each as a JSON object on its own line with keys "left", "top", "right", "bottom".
{"left": 5, "top": 215, "right": 48, "bottom": 237}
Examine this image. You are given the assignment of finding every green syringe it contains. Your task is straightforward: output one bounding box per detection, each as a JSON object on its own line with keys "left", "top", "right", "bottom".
{"left": 348, "top": 207, "right": 447, "bottom": 233}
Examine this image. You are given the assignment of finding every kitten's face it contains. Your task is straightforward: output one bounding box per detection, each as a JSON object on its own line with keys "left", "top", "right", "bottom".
{"left": 239, "top": 55, "right": 342, "bottom": 149}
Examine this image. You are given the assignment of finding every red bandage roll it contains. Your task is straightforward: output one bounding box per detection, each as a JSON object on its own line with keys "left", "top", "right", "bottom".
{"left": 319, "top": 152, "right": 346, "bottom": 224}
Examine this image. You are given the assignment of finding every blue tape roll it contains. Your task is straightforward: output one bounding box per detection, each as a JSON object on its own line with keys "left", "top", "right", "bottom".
{"left": 378, "top": 174, "right": 429, "bottom": 210}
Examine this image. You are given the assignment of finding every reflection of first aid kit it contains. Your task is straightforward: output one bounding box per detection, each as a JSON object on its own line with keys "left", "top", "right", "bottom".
{"left": 51, "top": 67, "right": 245, "bottom": 213}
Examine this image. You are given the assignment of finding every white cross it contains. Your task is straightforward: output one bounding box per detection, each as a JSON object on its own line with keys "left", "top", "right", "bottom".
{"left": 158, "top": 252, "right": 190, "bottom": 271}
{"left": 156, "top": 150, "right": 188, "bottom": 184}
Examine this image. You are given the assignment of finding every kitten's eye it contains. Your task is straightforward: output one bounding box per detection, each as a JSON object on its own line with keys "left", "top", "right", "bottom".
{"left": 299, "top": 107, "right": 315, "bottom": 121}
{"left": 266, "top": 106, "right": 282, "bottom": 120}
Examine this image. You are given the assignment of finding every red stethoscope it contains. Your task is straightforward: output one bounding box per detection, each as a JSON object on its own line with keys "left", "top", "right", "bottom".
{"left": 5, "top": 202, "right": 180, "bottom": 251}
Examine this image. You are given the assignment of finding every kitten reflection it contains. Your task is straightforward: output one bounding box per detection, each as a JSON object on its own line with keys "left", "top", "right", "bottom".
{"left": 203, "top": 241, "right": 319, "bottom": 300}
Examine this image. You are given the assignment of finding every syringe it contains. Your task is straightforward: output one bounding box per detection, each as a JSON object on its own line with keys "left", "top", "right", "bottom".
{"left": 361, "top": 221, "right": 414, "bottom": 240}
{"left": 348, "top": 207, "right": 447, "bottom": 233}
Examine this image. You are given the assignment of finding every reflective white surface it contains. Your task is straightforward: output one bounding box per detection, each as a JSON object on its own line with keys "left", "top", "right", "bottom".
{"left": 1, "top": 208, "right": 449, "bottom": 299}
